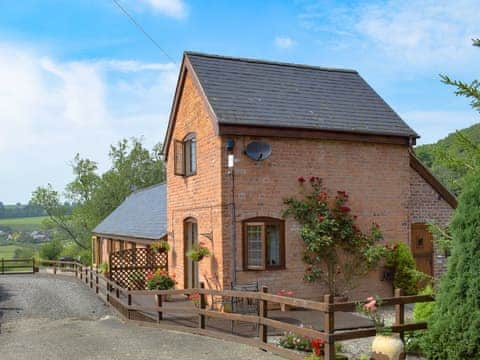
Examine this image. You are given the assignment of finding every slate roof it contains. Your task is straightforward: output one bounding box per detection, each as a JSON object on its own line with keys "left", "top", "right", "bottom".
{"left": 93, "top": 183, "right": 167, "bottom": 240}
{"left": 186, "top": 52, "right": 418, "bottom": 138}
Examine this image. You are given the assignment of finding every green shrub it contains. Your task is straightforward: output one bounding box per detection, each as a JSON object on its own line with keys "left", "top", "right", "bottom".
{"left": 39, "top": 238, "right": 64, "bottom": 260}
{"left": 424, "top": 172, "right": 480, "bottom": 359}
{"left": 13, "top": 247, "right": 35, "bottom": 259}
{"left": 405, "top": 285, "right": 434, "bottom": 353}
{"left": 146, "top": 269, "right": 175, "bottom": 290}
{"left": 98, "top": 262, "right": 109, "bottom": 274}
{"left": 385, "top": 242, "right": 425, "bottom": 295}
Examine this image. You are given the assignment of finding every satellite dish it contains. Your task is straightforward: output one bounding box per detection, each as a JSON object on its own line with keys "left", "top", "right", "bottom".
{"left": 245, "top": 141, "right": 272, "bottom": 161}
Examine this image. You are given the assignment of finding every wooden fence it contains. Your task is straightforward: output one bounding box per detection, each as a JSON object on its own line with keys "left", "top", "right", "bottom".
{"left": 37, "top": 260, "right": 434, "bottom": 360}
{"left": 0, "top": 258, "right": 35, "bottom": 274}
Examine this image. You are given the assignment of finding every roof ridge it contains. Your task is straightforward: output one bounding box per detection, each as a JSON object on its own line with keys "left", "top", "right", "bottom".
{"left": 131, "top": 182, "right": 166, "bottom": 195}
{"left": 184, "top": 51, "right": 358, "bottom": 74}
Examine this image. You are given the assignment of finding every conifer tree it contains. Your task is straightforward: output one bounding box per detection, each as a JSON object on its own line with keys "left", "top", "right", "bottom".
{"left": 424, "top": 171, "right": 480, "bottom": 359}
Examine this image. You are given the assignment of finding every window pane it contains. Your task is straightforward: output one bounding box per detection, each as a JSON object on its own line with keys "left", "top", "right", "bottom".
{"left": 266, "top": 224, "right": 281, "bottom": 266}
{"left": 247, "top": 225, "right": 263, "bottom": 268}
{"left": 174, "top": 140, "right": 185, "bottom": 175}
{"left": 190, "top": 138, "right": 196, "bottom": 173}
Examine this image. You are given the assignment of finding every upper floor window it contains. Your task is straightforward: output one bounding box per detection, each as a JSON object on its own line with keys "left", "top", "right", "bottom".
{"left": 243, "top": 217, "right": 285, "bottom": 270}
{"left": 174, "top": 133, "right": 197, "bottom": 176}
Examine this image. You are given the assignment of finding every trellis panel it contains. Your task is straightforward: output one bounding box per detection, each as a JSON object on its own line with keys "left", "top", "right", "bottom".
{"left": 109, "top": 247, "right": 168, "bottom": 290}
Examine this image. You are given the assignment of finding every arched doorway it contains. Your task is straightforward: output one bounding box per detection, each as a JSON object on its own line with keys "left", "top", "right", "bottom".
{"left": 184, "top": 218, "right": 199, "bottom": 288}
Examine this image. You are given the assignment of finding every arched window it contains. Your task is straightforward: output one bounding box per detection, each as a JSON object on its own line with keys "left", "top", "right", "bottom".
{"left": 174, "top": 133, "right": 196, "bottom": 177}
{"left": 243, "top": 217, "right": 285, "bottom": 270}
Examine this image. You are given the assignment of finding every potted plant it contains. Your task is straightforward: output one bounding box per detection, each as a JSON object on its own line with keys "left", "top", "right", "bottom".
{"left": 146, "top": 269, "right": 176, "bottom": 290}
{"left": 357, "top": 296, "right": 405, "bottom": 360}
{"left": 186, "top": 242, "right": 211, "bottom": 262}
{"left": 98, "top": 261, "right": 109, "bottom": 277}
{"left": 150, "top": 240, "right": 170, "bottom": 253}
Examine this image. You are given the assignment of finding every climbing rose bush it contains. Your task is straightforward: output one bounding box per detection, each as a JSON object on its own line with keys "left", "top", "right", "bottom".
{"left": 283, "top": 177, "right": 385, "bottom": 297}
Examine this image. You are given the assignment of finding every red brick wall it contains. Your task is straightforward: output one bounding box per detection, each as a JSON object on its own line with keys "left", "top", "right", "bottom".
{"left": 409, "top": 168, "right": 454, "bottom": 278}
{"left": 220, "top": 136, "right": 411, "bottom": 299}
{"left": 166, "top": 71, "right": 225, "bottom": 290}
{"left": 165, "top": 70, "right": 454, "bottom": 298}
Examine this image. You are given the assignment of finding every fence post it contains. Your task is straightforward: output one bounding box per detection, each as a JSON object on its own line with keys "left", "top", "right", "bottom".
{"left": 53, "top": 262, "right": 57, "bottom": 275}
{"left": 1, "top": 258, "right": 3, "bottom": 274}
{"left": 79, "top": 265, "right": 83, "bottom": 280}
{"left": 395, "top": 288, "right": 405, "bottom": 343}
{"left": 85, "top": 267, "right": 88, "bottom": 284}
{"left": 198, "top": 282, "right": 206, "bottom": 329}
{"left": 32, "top": 258, "right": 35, "bottom": 274}
{"left": 156, "top": 294, "right": 163, "bottom": 322}
{"left": 127, "top": 293, "right": 132, "bottom": 320}
{"left": 75, "top": 263, "right": 78, "bottom": 278}
{"left": 259, "top": 286, "right": 268, "bottom": 344}
{"left": 89, "top": 266, "right": 93, "bottom": 289}
{"left": 95, "top": 271, "right": 99, "bottom": 294}
{"left": 323, "top": 294, "right": 335, "bottom": 360}
{"left": 106, "top": 280, "right": 110, "bottom": 303}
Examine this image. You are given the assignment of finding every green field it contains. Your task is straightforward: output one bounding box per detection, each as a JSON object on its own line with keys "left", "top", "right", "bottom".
{"left": 0, "top": 216, "right": 48, "bottom": 231}
{"left": 0, "top": 244, "right": 37, "bottom": 259}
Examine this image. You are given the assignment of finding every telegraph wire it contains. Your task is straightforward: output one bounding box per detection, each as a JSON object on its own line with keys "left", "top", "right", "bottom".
{"left": 111, "top": 0, "right": 177, "bottom": 64}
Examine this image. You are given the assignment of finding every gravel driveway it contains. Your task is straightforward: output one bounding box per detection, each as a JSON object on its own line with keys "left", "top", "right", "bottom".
{"left": 0, "top": 274, "right": 281, "bottom": 360}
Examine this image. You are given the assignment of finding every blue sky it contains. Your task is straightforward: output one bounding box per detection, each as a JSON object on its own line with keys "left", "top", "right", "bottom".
{"left": 0, "top": 0, "right": 479, "bottom": 203}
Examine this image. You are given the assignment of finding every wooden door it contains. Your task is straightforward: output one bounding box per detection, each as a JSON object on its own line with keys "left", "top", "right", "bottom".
{"left": 411, "top": 223, "right": 433, "bottom": 276}
{"left": 184, "top": 219, "right": 199, "bottom": 288}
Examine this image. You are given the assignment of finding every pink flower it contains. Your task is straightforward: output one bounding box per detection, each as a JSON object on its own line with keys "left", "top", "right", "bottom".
{"left": 318, "top": 215, "right": 325, "bottom": 222}
{"left": 339, "top": 205, "right": 351, "bottom": 212}
{"left": 364, "top": 299, "right": 377, "bottom": 312}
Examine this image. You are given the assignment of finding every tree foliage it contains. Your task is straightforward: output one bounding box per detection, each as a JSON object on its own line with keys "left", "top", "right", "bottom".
{"left": 424, "top": 172, "right": 480, "bottom": 359}
{"left": 31, "top": 138, "right": 165, "bottom": 262}
{"left": 415, "top": 38, "right": 480, "bottom": 195}
{"left": 283, "top": 177, "right": 385, "bottom": 296}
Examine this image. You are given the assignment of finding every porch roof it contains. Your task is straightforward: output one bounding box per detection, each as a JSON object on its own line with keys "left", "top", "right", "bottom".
{"left": 93, "top": 183, "right": 167, "bottom": 241}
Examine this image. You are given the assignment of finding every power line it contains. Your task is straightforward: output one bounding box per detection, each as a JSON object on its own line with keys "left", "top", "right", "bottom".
{"left": 111, "top": 0, "right": 177, "bottom": 63}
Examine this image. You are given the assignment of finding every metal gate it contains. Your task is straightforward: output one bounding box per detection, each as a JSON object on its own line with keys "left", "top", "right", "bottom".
{"left": 109, "top": 247, "right": 168, "bottom": 290}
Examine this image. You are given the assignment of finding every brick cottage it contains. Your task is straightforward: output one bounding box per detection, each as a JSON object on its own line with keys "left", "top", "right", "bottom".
{"left": 94, "top": 52, "right": 456, "bottom": 299}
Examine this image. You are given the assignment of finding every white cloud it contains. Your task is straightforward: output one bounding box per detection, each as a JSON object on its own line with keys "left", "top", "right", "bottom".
{"left": 139, "top": 0, "right": 188, "bottom": 19}
{"left": 0, "top": 42, "right": 178, "bottom": 203}
{"left": 275, "top": 36, "right": 296, "bottom": 49}
{"left": 299, "top": 0, "right": 479, "bottom": 72}
{"left": 355, "top": 0, "right": 479, "bottom": 68}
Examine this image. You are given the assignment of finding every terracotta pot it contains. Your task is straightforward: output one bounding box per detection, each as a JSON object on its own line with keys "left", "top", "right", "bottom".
{"left": 372, "top": 333, "right": 405, "bottom": 360}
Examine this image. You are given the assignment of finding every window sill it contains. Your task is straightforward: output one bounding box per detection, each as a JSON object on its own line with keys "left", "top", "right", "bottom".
{"left": 243, "top": 266, "right": 286, "bottom": 271}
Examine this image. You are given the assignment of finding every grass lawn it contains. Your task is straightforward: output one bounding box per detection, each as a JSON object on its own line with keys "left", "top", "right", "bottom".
{"left": 0, "top": 216, "right": 48, "bottom": 231}
{"left": 0, "top": 244, "right": 36, "bottom": 259}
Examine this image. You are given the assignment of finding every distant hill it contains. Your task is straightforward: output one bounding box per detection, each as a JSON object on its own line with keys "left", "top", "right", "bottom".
{"left": 415, "top": 123, "right": 480, "bottom": 195}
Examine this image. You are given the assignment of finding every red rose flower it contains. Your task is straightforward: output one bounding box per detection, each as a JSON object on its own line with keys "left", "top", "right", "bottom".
{"left": 318, "top": 215, "right": 325, "bottom": 222}
{"left": 297, "top": 176, "right": 306, "bottom": 183}
{"left": 392, "top": 244, "right": 398, "bottom": 251}
{"left": 317, "top": 191, "right": 327, "bottom": 201}
{"left": 309, "top": 176, "right": 316, "bottom": 182}
{"left": 339, "top": 205, "right": 351, "bottom": 212}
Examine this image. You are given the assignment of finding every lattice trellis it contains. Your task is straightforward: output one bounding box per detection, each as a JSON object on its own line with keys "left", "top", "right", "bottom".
{"left": 109, "top": 247, "right": 168, "bottom": 290}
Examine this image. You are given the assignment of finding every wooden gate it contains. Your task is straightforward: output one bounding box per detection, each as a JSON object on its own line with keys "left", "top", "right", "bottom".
{"left": 0, "top": 258, "right": 35, "bottom": 274}
{"left": 411, "top": 223, "right": 433, "bottom": 276}
{"left": 109, "top": 247, "right": 167, "bottom": 290}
